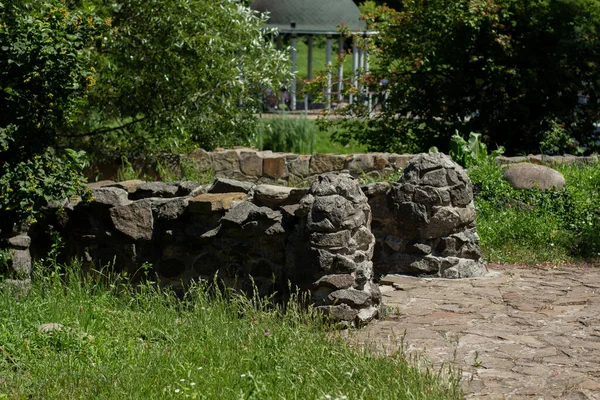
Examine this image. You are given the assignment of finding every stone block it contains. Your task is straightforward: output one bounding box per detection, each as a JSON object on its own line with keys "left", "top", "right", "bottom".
{"left": 188, "top": 192, "right": 247, "bottom": 214}
{"left": 211, "top": 150, "right": 240, "bottom": 176}
{"left": 188, "top": 148, "right": 213, "bottom": 171}
{"left": 87, "top": 180, "right": 116, "bottom": 189}
{"left": 328, "top": 288, "right": 372, "bottom": 307}
{"left": 8, "top": 235, "right": 31, "bottom": 249}
{"left": 388, "top": 154, "right": 414, "bottom": 170}
{"left": 91, "top": 187, "right": 132, "bottom": 207}
{"left": 108, "top": 180, "right": 144, "bottom": 193}
{"left": 310, "top": 230, "right": 352, "bottom": 248}
{"left": 239, "top": 151, "right": 263, "bottom": 177}
{"left": 110, "top": 201, "right": 154, "bottom": 241}
{"left": 315, "top": 274, "right": 355, "bottom": 290}
{"left": 208, "top": 178, "right": 254, "bottom": 194}
{"left": 309, "top": 153, "right": 349, "bottom": 175}
{"left": 263, "top": 155, "right": 289, "bottom": 179}
{"left": 345, "top": 154, "right": 374, "bottom": 175}
{"left": 252, "top": 184, "right": 294, "bottom": 208}
{"left": 373, "top": 153, "right": 390, "bottom": 170}
{"left": 287, "top": 154, "right": 310, "bottom": 177}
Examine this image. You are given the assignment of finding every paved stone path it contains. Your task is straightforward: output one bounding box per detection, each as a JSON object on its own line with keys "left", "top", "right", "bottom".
{"left": 344, "top": 263, "right": 600, "bottom": 399}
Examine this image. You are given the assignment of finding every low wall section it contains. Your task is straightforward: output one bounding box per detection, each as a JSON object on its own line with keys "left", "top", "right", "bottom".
{"left": 5, "top": 153, "right": 489, "bottom": 326}
{"left": 87, "top": 148, "right": 599, "bottom": 184}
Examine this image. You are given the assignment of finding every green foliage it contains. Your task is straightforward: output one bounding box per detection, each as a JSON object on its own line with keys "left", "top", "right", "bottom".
{"left": 254, "top": 118, "right": 367, "bottom": 155}
{"left": 449, "top": 132, "right": 504, "bottom": 168}
{"left": 66, "top": 0, "right": 291, "bottom": 159}
{"left": 0, "top": 262, "right": 462, "bottom": 399}
{"left": 331, "top": 0, "right": 600, "bottom": 155}
{"left": 470, "top": 160, "right": 600, "bottom": 263}
{"left": 539, "top": 120, "right": 585, "bottom": 155}
{"left": 0, "top": 0, "right": 102, "bottom": 224}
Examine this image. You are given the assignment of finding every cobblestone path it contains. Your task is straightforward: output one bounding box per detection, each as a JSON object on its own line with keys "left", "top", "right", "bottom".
{"left": 345, "top": 263, "right": 600, "bottom": 399}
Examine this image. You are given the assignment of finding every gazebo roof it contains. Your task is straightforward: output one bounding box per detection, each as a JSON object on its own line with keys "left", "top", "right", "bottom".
{"left": 251, "top": 0, "right": 367, "bottom": 35}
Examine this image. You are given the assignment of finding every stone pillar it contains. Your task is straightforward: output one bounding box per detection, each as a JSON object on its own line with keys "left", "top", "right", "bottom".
{"left": 380, "top": 153, "right": 486, "bottom": 278}
{"left": 290, "top": 173, "right": 381, "bottom": 326}
{"left": 2, "top": 223, "right": 32, "bottom": 286}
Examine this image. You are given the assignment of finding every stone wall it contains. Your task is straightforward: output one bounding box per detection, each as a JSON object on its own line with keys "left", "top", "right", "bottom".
{"left": 4, "top": 153, "right": 487, "bottom": 326}
{"left": 86, "top": 148, "right": 599, "bottom": 185}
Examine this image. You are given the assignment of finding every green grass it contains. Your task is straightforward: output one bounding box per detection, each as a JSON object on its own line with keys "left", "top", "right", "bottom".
{"left": 0, "top": 263, "right": 462, "bottom": 399}
{"left": 255, "top": 117, "right": 368, "bottom": 155}
{"left": 470, "top": 160, "right": 600, "bottom": 264}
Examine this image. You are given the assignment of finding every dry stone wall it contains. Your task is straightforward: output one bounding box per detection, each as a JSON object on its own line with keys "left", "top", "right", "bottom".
{"left": 87, "top": 148, "right": 598, "bottom": 185}
{"left": 4, "top": 153, "right": 490, "bottom": 326}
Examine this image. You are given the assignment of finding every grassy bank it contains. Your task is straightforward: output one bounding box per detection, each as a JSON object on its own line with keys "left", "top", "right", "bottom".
{"left": 471, "top": 160, "right": 600, "bottom": 264}
{"left": 0, "top": 265, "right": 461, "bottom": 399}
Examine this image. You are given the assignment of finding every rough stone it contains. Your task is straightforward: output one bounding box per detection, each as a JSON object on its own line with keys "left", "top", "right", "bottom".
{"left": 91, "top": 187, "right": 132, "bottom": 207}
{"left": 8, "top": 235, "right": 31, "bottom": 249}
{"left": 188, "top": 148, "right": 213, "bottom": 171}
{"left": 9, "top": 248, "right": 31, "bottom": 276}
{"left": 176, "top": 181, "right": 203, "bottom": 196}
{"left": 87, "top": 180, "right": 115, "bottom": 189}
{"left": 309, "top": 153, "right": 349, "bottom": 175}
{"left": 388, "top": 154, "right": 414, "bottom": 169}
{"left": 315, "top": 274, "right": 356, "bottom": 290}
{"left": 373, "top": 154, "right": 390, "bottom": 170}
{"left": 148, "top": 197, "right": 189, "bottom": 220}
{"left": 131, "top": 182, "right": 179, "bottom": 200}
{"left": 287, "top": 154, "right": 310, "bottom": 178}
{"left": 239, "top": 151, "right": 263, "bottom": 177}
{"left": 316, "top": 304, "right": 359, "bottom": 323}
{"left": 212, "top": 150, "right": 240, "bottom": 177}
{"left": 108, "top": 180, "right": 145, "bottom": 193}
{"left": 346, "top": 154, "right": 375, "bottom": 175}
{"left": 251, "top": 184, "right": 294, "bottom": 208}
{"left": 328, "top": 288, "right": 372, "bottom": 307}
{"left": 503, "top": 163, "right": 566, "bottom": 191}
{"left": 310, "top": 230, "right": 352, "bottom": 248}
{"left": 208, "top": 178, "right": 254, "bottom": 194}
{"left": 110, "top": 201, "right": 154, "bottom": 241}
{"left": 263, "top": 155, "right": 289, "bottom": 179}
{"left": 188, "top": 192, "right": 247, "bottom": 214}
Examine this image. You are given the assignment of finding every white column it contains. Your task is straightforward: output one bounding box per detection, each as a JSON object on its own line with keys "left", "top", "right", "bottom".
{"left": 350, "top": 36, "right": 358, "bottom": 105}
{"left": 365, "top": 50, "right": 371, "bottom": 112}
{"left": 326, "top": 35, "right": 333, "bottom": 112}
{"left": 337, "top": 36, "right": 344, "bottom": 103}
{"left": 291, "top": 34, "right": 297, "bottom": 111}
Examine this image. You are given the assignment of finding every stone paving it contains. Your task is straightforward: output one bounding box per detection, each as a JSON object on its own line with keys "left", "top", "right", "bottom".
{"left": 344, "top": 263, "right": 600, "bottom": 399}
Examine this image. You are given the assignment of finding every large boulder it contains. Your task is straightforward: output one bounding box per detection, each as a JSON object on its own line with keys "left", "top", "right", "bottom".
{"left": 503, "top": 163, "right": 565, "bottom": 191}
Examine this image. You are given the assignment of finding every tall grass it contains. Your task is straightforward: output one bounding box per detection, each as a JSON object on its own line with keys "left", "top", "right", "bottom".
{"left": 0, "top": 262, "right": 462, "bottom": 399}
{"left": 255, "top": 118, "right": 367, "bottom": 155}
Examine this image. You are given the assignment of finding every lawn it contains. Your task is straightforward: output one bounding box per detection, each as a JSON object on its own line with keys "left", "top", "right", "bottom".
{"left": 0, "top": 264, "right": 462, "bottom": 399}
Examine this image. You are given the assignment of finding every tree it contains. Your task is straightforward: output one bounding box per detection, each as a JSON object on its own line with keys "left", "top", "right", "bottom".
{"left": 64, "top": 0, "right": 290, "bottom": 159}
{"left": 329, "top": 0, "right": 600, "bottom": 155}
{"left": 0, "top": 0, "right": 104, "bottom": 227}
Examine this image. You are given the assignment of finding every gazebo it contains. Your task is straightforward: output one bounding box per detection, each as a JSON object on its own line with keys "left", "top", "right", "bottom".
{"left": 251, "top": 0, "right": 375, "bottom": 111}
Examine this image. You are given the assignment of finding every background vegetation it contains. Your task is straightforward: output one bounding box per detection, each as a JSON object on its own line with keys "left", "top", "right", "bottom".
{"left": 324, "top": 0, "right": 600, "bottom": 156}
